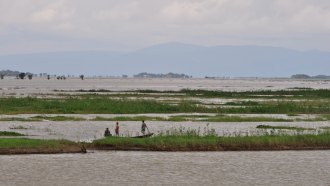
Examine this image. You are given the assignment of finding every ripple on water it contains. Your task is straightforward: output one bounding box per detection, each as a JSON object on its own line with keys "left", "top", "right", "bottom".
{"left": 0, "top": 151, "right": 329, "bottom": 185}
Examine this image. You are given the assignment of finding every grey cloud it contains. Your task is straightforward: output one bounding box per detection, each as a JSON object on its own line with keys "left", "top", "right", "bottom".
{"left": 0, "top": 0, "right": 330, "bottom": 54}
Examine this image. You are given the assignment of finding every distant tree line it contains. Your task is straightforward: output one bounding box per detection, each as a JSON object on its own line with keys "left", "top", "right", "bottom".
{"left": 0, "top": 70, "right": 35, "bottom": 79}
{"left": 0, "top": 70, "right": 21, "bottom": 78}
{"left": 0, "top": 69, "right": 85, "bottom": 80}
{"left": 134, "top": 72, "right": 191, "bottom": 78}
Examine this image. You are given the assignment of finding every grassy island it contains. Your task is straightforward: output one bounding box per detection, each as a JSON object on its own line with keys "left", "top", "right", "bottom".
{"left": 91, "top": 133, "right": 330, "bottom": 151}
{"left": 0, "top": 131, "right": 25, "bottom": 136}
{"left": 0, "top": 138, "right": 85, "bottom": 155}
{"left": 1, "top": 133, "right": 330, "bottom": 154}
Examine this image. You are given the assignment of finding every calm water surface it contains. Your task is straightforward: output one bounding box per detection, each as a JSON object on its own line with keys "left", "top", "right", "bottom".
{"left": 1, "top": 121, "right": 329, "bottom": 142}
{"left": 0, "top": 151, "right": 329, "bottom": 186}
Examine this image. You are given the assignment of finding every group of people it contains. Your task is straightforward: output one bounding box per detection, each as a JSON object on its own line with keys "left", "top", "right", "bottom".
{"left": 104, "top": 120, "right": 148, "bottom": 137}
{"left": 104, "top": 122, "right": 120, "bottom": 137}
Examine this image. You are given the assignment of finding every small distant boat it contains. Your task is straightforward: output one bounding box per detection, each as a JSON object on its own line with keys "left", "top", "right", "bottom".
{"left": 131, "top": 133, "right": 154, "bottom": 138}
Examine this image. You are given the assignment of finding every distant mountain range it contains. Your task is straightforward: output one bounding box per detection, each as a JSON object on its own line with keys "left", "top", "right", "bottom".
{"left": 1, "top": 43, "right": 330, "bottom": 77}
{"left": 291, "top": 74, "right": 330, "bottom": 79}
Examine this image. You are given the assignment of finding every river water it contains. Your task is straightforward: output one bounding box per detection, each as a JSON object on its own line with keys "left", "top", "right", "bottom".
{"left": 0, "top": 151, "right": 329, "bottom": 186}
{"left": 1, "top": 121, "right": 329, "bottom": 142}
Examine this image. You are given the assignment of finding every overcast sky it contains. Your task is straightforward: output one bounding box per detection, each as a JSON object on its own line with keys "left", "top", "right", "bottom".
{"left": 1, "top": 0, "right": 330, "bottom": 55}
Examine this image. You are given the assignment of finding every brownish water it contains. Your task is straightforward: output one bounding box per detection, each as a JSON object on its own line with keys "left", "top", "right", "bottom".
{"left": 0, "top": 151, "right": 329, "bottom": 186}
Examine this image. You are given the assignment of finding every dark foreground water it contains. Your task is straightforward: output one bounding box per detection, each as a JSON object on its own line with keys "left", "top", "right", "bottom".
{"left": 0, "top": 151, "right": 329, "bottom": 186}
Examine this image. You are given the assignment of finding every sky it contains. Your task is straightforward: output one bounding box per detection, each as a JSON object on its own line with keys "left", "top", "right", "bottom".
{"left": 1, "top": 0, "right": 330, "bottom": 55}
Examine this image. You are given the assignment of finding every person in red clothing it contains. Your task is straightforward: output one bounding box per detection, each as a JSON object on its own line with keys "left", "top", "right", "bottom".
{"left": 115, "top": 122, "right": 119, "bottom": 136}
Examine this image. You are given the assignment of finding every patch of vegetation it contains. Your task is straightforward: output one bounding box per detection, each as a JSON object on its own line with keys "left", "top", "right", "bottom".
{"left": 1, "top": 90, "right": 330, "bottom": 114}
{"left": 206, "top": 115, "right": 292, "bottom": 122}
{"left": 0, "top": 138, "right": 84, "bottom": 154}
{"left": 0, "top": 117, "right": 42, "bottom": 122}
{"left": 0, "top": 116, "right": 86, "bottom": 122}
{"left": 31, "top": 115, "right": 85, "bottom": 121}
{"left": 93, "top": 114, "right": 293, "bottom": 122}
{"left": 9, "top": 125, "right": 30, "bottom": 130}
{"left": 256, "top": 125, "right": 315, "bottom": 130}
{"left": 288, "top": 87, "right": 313, "bottom": 90}
{"left": 91, "top": 132, "right": 330, "bottom": 151}
{"left": 75, "top": 89, "right": 114, "bottom": 93}
{"left": 131, "top": 89, "right": 330, "bottom": 99}
{"left": 320, "top": 115, "right": 330, "bottom": 121}
{"left": 55, "top": 88, "right": 330, "bottom": 99}
{"left": 94, "top": 116, "right": 164, "bottom": 121}
{"left": 224, "top": 101, "right": 259, "bottom": 106}
{"left": 0, "top": 97, "right": 212, "bottom": 114}
{"left": 0, "top": 131, "right": 25, "bottom": 136}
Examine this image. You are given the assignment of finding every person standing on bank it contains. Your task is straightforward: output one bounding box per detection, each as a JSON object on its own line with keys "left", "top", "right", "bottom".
{"left": 115, "top": 122, "right": 119, "bottom": 136}
{"left": 141, "top": 120, "right": 148, "bottom": 135}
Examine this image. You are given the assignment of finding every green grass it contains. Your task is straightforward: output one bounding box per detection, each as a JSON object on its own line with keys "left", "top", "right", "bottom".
{"left": 0, "top": 138, "right": 84, "bottom": 154}
{"left": 131, "top": 89, "right": 330, "bottom": 99}
{"left": 0, "top": 97, "right": 210, "bottom": 114}
{"left": 0, "top": 138, "right": 75, "bottom": 149}
{"left": 0, "top": 97, "right": 328, "bottom": 114}
{"left": 319, "top": 114, "right": 330, "bottom": 121}
{"left": 1, "top": 89, "right": 330, "bottom": 114}
{"left": 92, "top": 132, "right": 330, "bottom": 151}
{"left": 52, "top": 88, "right": 330, "bottom": 99}
{"left": 1, "top": 133, "right": 330, "bottom": 152}
{"left": 0, "top": 131, "right": 25, "bottom": 136}
{"left": 256, "top": 125, "right": 315, "bottom": 130}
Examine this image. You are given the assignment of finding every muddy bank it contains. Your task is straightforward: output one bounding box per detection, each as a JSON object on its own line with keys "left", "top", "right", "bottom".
{"left": 0, "top": 147, "right": 85, "bottom": 155}
{"left": 2, "top": 145, "right": 330, "bottom": 155}
{"left": 90, "top": 145, "right": 330, "bottom": 152}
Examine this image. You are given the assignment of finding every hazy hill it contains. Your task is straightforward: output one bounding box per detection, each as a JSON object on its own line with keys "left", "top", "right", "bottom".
{"left": 1, "top": 43, "right": 330, "bottom": 77}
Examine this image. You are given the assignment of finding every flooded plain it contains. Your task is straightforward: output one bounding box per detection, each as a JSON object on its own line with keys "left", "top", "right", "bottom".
{"left": 1, "top": 77, "right": 329, "bottom": 96}
{"left": 1, "top": 151, "right": 329, "bottom": 186}
{"left": 1, "top": 78, "right": 330, "bottom": 185}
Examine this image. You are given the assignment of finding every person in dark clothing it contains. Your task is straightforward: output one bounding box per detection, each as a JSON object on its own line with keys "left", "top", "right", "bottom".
{"left": 141, "top": 120, "right": 148, "bottom": 135}
{"left": 104, "top": 128, "right": 111, "bottom": 137}
{"left": 115, "top": 122, "right": 119, "bottom": 136}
